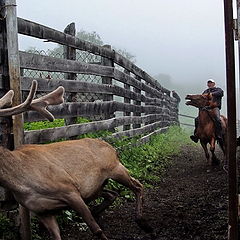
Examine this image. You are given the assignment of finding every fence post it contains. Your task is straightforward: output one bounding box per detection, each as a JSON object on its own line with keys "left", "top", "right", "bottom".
{"left": 4, "top": 0, "right": 31, "bottom": 239}
{"left": 133, "top": 75, "right": 141, "bottom": 129}
{"left": 144, "top": 81, "right": 156, "bottom": 125}
{"left": 172, "top": 91, "right": 181, "bottom": 125}
{"left": 101, "top": 45, "right": 114, "bottom": 120}
{"left": 123, "top": 69, "right": 131, "bottom": 130}
{"left": 64, "top": 22, "right": 77, "bottom": 129}
{"left": 0, "top": 0, "right": 15, "bottom": 214}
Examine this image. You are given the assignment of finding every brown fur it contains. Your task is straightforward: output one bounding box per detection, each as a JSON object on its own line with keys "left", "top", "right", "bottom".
{"left": 0, "top": 138, "right": 147, "bottom": 240}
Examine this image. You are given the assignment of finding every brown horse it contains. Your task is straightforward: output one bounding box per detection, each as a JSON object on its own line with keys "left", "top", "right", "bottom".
{"left": 185, "top": 93, "right": 227, "bottom": 166}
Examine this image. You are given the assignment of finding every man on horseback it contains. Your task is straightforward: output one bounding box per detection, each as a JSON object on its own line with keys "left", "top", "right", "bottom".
{"left": 190, "top": 79, "right": 224, "bottom": 143}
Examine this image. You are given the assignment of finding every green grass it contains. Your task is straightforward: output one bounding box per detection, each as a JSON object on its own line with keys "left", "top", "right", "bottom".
{"left": 107, "top": 125, "right": 193, "bottom": 191}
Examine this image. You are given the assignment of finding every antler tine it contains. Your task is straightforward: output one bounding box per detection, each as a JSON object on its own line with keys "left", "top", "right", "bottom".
{"left": 30, "top": 86, "right": 65, "bottom": 122}
{"left": 0, "top": 80, "right": 37, "bottom": 117}
{"left": 0, "top": 90, "right": 14, "bottom": 109}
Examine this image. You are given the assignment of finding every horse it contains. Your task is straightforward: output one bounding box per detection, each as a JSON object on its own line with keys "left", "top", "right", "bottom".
{"left": 185, "top": 93, "right": 227, "bottom": 167}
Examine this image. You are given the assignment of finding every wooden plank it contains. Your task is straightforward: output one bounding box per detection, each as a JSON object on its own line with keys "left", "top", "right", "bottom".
{"left": 20, "top": 77, "right": 146, "bottom": 102}
{"left": 111, "top": 120, "right": 170, "bottom": 139}
{"left": 23, "top": 101, "right": 169, "bottom": 122}
{"left": 20, "top": 77, "right": 171, "bottom": 109}
{"left": 135, "top": 126, "right": 169, "bottom": 145}
{"left": 24, "top": 114, "right": 167, "bottom": 143}
{"left": 19, "top": 52, "right": 163, "bottom": 97}
{"left": 17, "top": 18, "right": 174, "bottom": 96}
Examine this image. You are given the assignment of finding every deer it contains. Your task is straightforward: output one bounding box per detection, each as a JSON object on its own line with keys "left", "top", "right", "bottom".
{"left": 0, "top": 80, "right": 151, "bottom": 240}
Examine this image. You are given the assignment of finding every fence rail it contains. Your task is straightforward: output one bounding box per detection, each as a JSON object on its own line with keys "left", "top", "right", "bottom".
{"left": 9, "top": 17, "right": 181, "bottom": 144}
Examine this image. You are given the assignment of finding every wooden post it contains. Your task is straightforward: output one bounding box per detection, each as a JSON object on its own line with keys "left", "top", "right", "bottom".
{"left": 5, "top": 1, "right": 31, "bottom": 239}
{"left": 123, "top": 69, "right": 131, "bottom": 130}
{"left": 144, "top": 81, "right": 156, "bottom": 125}
{"left": 133, "top": 75, "right": 141, "bottom": 129}
{"left": 223, "top": 0, "right": 238, "bottom": 239}
{"left": 101, "top": 45, "right": 114, "bottom": 120}
{"left": 64, "top": 22, "right": 77, "bottom": 132}
{"left": 0, "top": 0, "right": 14, "bottom": 212}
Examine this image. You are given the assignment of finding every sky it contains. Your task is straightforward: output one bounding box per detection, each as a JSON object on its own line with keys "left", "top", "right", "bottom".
{"left": 16, "top": 0, "right": 237, "bottom": 116}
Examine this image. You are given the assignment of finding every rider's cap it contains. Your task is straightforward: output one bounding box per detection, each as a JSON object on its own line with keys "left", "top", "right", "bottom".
{"left": 207, "top": 79, "right": 215, "bottom": 83}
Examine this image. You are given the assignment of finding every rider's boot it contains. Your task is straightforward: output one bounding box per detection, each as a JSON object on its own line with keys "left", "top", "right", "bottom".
{"left": 190, "top": 127, "right": 199, "bottom": 143}
{"left": 190, "top": 135, "right": 199, "bottom": 143}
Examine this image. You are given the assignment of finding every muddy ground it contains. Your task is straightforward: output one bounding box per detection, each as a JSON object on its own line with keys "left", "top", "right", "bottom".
{"left": 43, "top": 145, "right": 231, "bottom": 240}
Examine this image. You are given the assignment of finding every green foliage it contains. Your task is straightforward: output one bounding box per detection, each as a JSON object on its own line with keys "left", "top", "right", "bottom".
{"left": 24, "top": 117, "right": 91, "bottom": 131}
{"left": 0, "top": 213, "right": 18, "bottom": 240}
{"left": 24, "top": 119, "right": 65, "bottom": 131}
{"left": 110, "top": 126, "right": 192, "bottom": 187}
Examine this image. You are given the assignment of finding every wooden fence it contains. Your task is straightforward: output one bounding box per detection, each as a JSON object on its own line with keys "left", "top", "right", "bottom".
{"left": 0, "top": 18, "right": 181, "bottom": 146}
{"left": 0, "top": 1, "right": 180, "bottom": 239}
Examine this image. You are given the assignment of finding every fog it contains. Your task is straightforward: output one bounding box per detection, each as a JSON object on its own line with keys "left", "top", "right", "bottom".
{"left": 17, "top": 0, "right": 235, "bottom": 117}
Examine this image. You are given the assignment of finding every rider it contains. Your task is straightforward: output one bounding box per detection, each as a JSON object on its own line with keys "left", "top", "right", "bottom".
{"left": 190, "top": 79, "right": 224, "bottom": 143}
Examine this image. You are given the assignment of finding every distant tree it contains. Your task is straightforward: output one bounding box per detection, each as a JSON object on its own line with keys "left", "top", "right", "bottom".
{"left": 154, "top": 73, "right": 173, "bottom": 89}
{"left": 113, "top": 47, "right": 136, "bottom": 63}
{"left": 76, "top": 30, "right": 103, "bottom": 45}
{"left": 26, "top": 30, "right": 136, "bottom": 63}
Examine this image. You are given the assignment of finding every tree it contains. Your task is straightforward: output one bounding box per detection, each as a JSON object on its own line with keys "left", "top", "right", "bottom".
{"left": 26, "top": 29, "right": 136, "bottom": 62}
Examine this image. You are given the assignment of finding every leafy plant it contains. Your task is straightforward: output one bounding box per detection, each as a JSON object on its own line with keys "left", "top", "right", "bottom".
{"left": 0, "top": 213, "right": 18, "bottom": 240}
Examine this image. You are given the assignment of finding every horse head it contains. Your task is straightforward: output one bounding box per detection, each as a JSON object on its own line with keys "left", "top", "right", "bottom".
{"left": 185, "top": 93, "right": 216, "bottom": 108}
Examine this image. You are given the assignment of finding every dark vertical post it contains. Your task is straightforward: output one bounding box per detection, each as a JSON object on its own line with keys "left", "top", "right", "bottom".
{"left": 133, "top": 75, "right": 141, "bottom": 128}
{"left": 0, "top": 0, "right": 14, "bottom": 212}
{"left": 223, "top": 0, "right": 238, "bottom": 239}
{"left": 64, "top": 23, "right": 77, "bottom": 131}
{"left": 5, "top": 0, "right": 31, "bottom": 239}
{"left": 101, "top": 45, "right": 114, "bottom": 119}
{"left": 123, "top": 69, "right": 131, "bottom": 130}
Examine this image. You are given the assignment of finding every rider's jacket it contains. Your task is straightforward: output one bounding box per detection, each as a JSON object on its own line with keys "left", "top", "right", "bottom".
{"left": 202, "top": 87, "right": 224, "bottom": 109}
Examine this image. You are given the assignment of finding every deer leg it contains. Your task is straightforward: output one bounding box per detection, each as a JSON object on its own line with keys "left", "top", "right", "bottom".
{"left": 111, "top": 164, "right": 153, "bottom": 233}
{"left": 66, "top": 193, "right": 108, "bottom": 240}
{"left": 91, "top": 189, "right": 118, "bottom": 217}
{"left": 200, "top": 141, "right": 210, "bottom": 165}
{"left": 38, "top": 214, "right": 61, "bottom": 240}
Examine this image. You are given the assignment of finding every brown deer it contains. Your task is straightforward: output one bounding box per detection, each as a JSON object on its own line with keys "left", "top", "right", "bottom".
{"left": 0, "top": 81, "right": 151, "bottom": 240}
{"left": 185, "top": 93, "right": 227, "bottom": 167}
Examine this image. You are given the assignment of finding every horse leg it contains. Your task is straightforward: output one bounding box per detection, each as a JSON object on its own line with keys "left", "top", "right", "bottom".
{"left": 200, "top": 141, "right": 210, "bottom": 165}
{"left": 210, "top": 138, "right": 219, "bottom": 166}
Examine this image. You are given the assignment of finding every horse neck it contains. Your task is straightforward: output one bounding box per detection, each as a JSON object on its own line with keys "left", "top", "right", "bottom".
{"left": 198, "top": 109, "right": 213, "bottom": 126}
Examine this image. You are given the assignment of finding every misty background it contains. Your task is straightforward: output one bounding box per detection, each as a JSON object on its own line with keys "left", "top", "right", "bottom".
{"left": 16, "top": 0, "right": 240, "bottom": 126}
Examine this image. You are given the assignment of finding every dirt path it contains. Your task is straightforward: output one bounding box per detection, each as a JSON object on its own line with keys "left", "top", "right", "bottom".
{"left": 60, "top": 145, "right": 228, "bottom": 240}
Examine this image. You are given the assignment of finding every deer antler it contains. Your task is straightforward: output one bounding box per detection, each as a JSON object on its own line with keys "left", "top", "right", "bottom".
{"left": 0, "top": 80, "right": 65, "bottom": 121}
{"left": 30, "top": 86, "right": 65, "bottom": 121}
{"left": 0, "top": 90, "right": 14, "bottom": 109}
